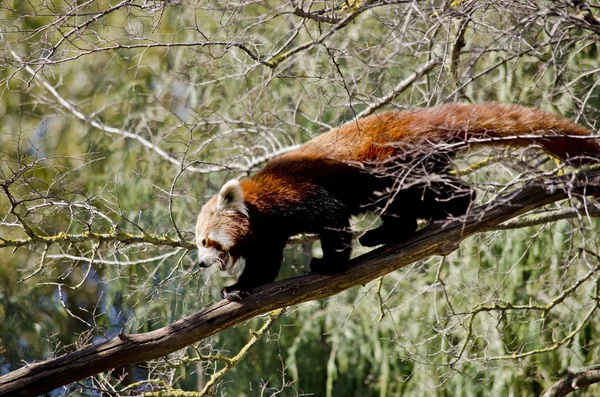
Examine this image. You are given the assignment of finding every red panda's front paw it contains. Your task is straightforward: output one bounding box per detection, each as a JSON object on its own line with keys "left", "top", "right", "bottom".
{"left": 221, "top": 286, "right": 250, "bottom": 302}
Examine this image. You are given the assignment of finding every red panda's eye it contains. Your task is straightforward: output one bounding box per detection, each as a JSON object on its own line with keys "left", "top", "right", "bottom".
{"left": 202, "top": 238, "right": 207, "bottom": 247}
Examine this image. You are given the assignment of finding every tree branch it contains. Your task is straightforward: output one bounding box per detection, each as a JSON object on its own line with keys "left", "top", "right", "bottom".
{"left": 357, "top": 58, "right": 440, "bottom": 118}
{"left": 0, "top": 230, "right": 196, "bottom": 251}
{"left": 542, "top": 367, "right": 600, "bottom": 397}
{"left": 494, "top": 202, "right": 600, "bottom": 230}
{"left": 0, "top": 170, "right": 599, "bottom": 397}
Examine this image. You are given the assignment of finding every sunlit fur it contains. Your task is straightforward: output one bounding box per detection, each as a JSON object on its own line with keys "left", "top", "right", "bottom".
{"left": 197, "top": 103, "right": 600, "bottom": 301}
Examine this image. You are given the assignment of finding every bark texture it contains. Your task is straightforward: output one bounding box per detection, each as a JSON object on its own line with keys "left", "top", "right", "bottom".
{"left": 542, "top": 368, "right": 600, "bottom": 397}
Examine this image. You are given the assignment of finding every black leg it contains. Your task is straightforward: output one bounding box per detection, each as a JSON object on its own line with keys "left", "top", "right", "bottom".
{"left": 359, "top": 215, "right": 418, "bottom": 247}
{"left": 422, "top": 179, "right": 475, "bottom": 220}
{"left": 310, "top": 222, "right": 353, "bottom": 275}
{"left": 360, "top": 176, "right": 474, "bottom": 247}
{"left": 221, "top": 241, "right": 285, "bottom": 302}
{"left": 359, "top": 185, "right": 421, "bottom": 247}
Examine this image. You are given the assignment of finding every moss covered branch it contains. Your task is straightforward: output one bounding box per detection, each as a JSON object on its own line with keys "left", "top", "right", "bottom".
{"left": 0, "top": 230, "right": 197, "bottom": 251}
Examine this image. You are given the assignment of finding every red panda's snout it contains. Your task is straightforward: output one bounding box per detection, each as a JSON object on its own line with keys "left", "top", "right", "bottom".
{"left": 196, "top": 180, "right": 250, "bottom": 273}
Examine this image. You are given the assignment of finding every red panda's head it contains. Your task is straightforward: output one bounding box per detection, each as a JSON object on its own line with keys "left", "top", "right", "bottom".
{"left": 195, "top": 180, "right": 250, "bottom": 272}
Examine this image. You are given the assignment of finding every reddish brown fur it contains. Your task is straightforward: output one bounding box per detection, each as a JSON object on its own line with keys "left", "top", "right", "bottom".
{"left": 296, "top": 103, "right": 598, "bottom": 163}
{"left": 238, "top": 103, "right": 599, "bottom": 215}
{"left": 240, "top": 174, "right": 308, "bottom": 214}
{"left": 202, "top": 103, "right": 599, "bottom": 301}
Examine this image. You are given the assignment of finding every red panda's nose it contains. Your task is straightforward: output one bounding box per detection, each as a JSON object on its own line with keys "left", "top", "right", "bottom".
{"left": 198, "top": 260, "right": 211, "bottom": 268}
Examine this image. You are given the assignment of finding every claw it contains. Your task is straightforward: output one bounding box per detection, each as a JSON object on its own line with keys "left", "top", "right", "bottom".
{"left": 221, "top": 286, "right": 250, "bottom": 302}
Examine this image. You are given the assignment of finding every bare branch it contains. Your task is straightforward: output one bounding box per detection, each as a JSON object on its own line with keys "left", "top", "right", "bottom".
{"left": 1, "top": 169, "right": 598, "bottom": 397}
{"left": 542, "top": 367, "right": 600, "bottom": 397}
{"left": 357, "top": 58, "right": 441, "bottom": 118}
{"left": 494, "top": 202, "right": 600, "bottom": 230}
{"left": 0, "top": 230, "right": 195, "bottom": 251}
{"left": 292, "top": 7, "right": 342, "bottom": 24}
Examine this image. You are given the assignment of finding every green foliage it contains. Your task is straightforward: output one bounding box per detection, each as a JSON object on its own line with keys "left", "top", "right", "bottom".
{"left": 1, "top": 0, "right": 600, "bottom": 396}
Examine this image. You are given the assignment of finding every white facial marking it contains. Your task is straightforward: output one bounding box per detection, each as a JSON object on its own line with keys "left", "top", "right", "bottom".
{"left": 208, "top": 230, "right": 234, "bottom": 250}
{"left": 197, "top": 246, "right": 221, "bottom": 265}
{"left": 197, "top": 246, "right": 238, "bottom": 272}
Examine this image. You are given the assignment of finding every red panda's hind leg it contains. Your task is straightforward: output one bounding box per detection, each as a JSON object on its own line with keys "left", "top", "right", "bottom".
{"left": 359, "top": 215, "right": 418, "bottom": 247}
{"left": 359, "top": 178, "right": 474, "bottom": 247}
{"left": 427, "top": 179, "right": 475, "bottom": 220}
{"left": 309, "top": 221, "right": 353, "bottom": 275}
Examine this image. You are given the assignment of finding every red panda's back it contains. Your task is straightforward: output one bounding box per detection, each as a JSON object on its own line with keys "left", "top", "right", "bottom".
{"left": 293, "top": 103, "right": 596, "bottom": 164}
{"left": 294, "top": 110, "right": 410, "bottom": 163}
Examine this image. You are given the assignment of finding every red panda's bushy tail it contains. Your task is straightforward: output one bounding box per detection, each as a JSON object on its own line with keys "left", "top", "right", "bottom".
{"left": 296, "top": 103, "right": 600, "bottom": 166}
{"left": 412, "top": 103, "right": 600, "bottom": 165}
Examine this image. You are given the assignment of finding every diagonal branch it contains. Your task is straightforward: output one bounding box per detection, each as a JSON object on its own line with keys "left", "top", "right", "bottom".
{"left": 542, "top": 366, "right": 600, "bottom": 397}
{"left": 0, "top": 170, "right": 599, "bottom": 397}
{"left": 357, "top": 59, "right": 440, "bottom": 118}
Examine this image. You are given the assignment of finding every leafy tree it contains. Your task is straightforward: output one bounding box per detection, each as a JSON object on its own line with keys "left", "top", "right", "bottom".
{"left": 1, "top": 1, "right": 600, "bottom": 396}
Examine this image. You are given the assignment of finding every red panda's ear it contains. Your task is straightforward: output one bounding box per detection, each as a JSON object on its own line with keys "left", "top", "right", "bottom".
{"left": 217, "top": 179, "right": 247, "bottom": 215}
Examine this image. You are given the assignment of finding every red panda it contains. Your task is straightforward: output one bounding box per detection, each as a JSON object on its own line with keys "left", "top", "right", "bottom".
{"left": 196, "top": 103, "right": 599, "bottom": 301}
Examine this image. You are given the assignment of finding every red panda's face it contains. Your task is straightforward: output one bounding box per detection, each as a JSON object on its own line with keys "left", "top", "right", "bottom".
{"left": 196, "top": 180, "right": 249, "bottom": 273}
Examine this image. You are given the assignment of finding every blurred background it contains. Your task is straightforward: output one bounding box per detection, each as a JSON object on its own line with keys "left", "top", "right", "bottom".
{"left": 1, "top": 0, "right": 600, "bottom": 395}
